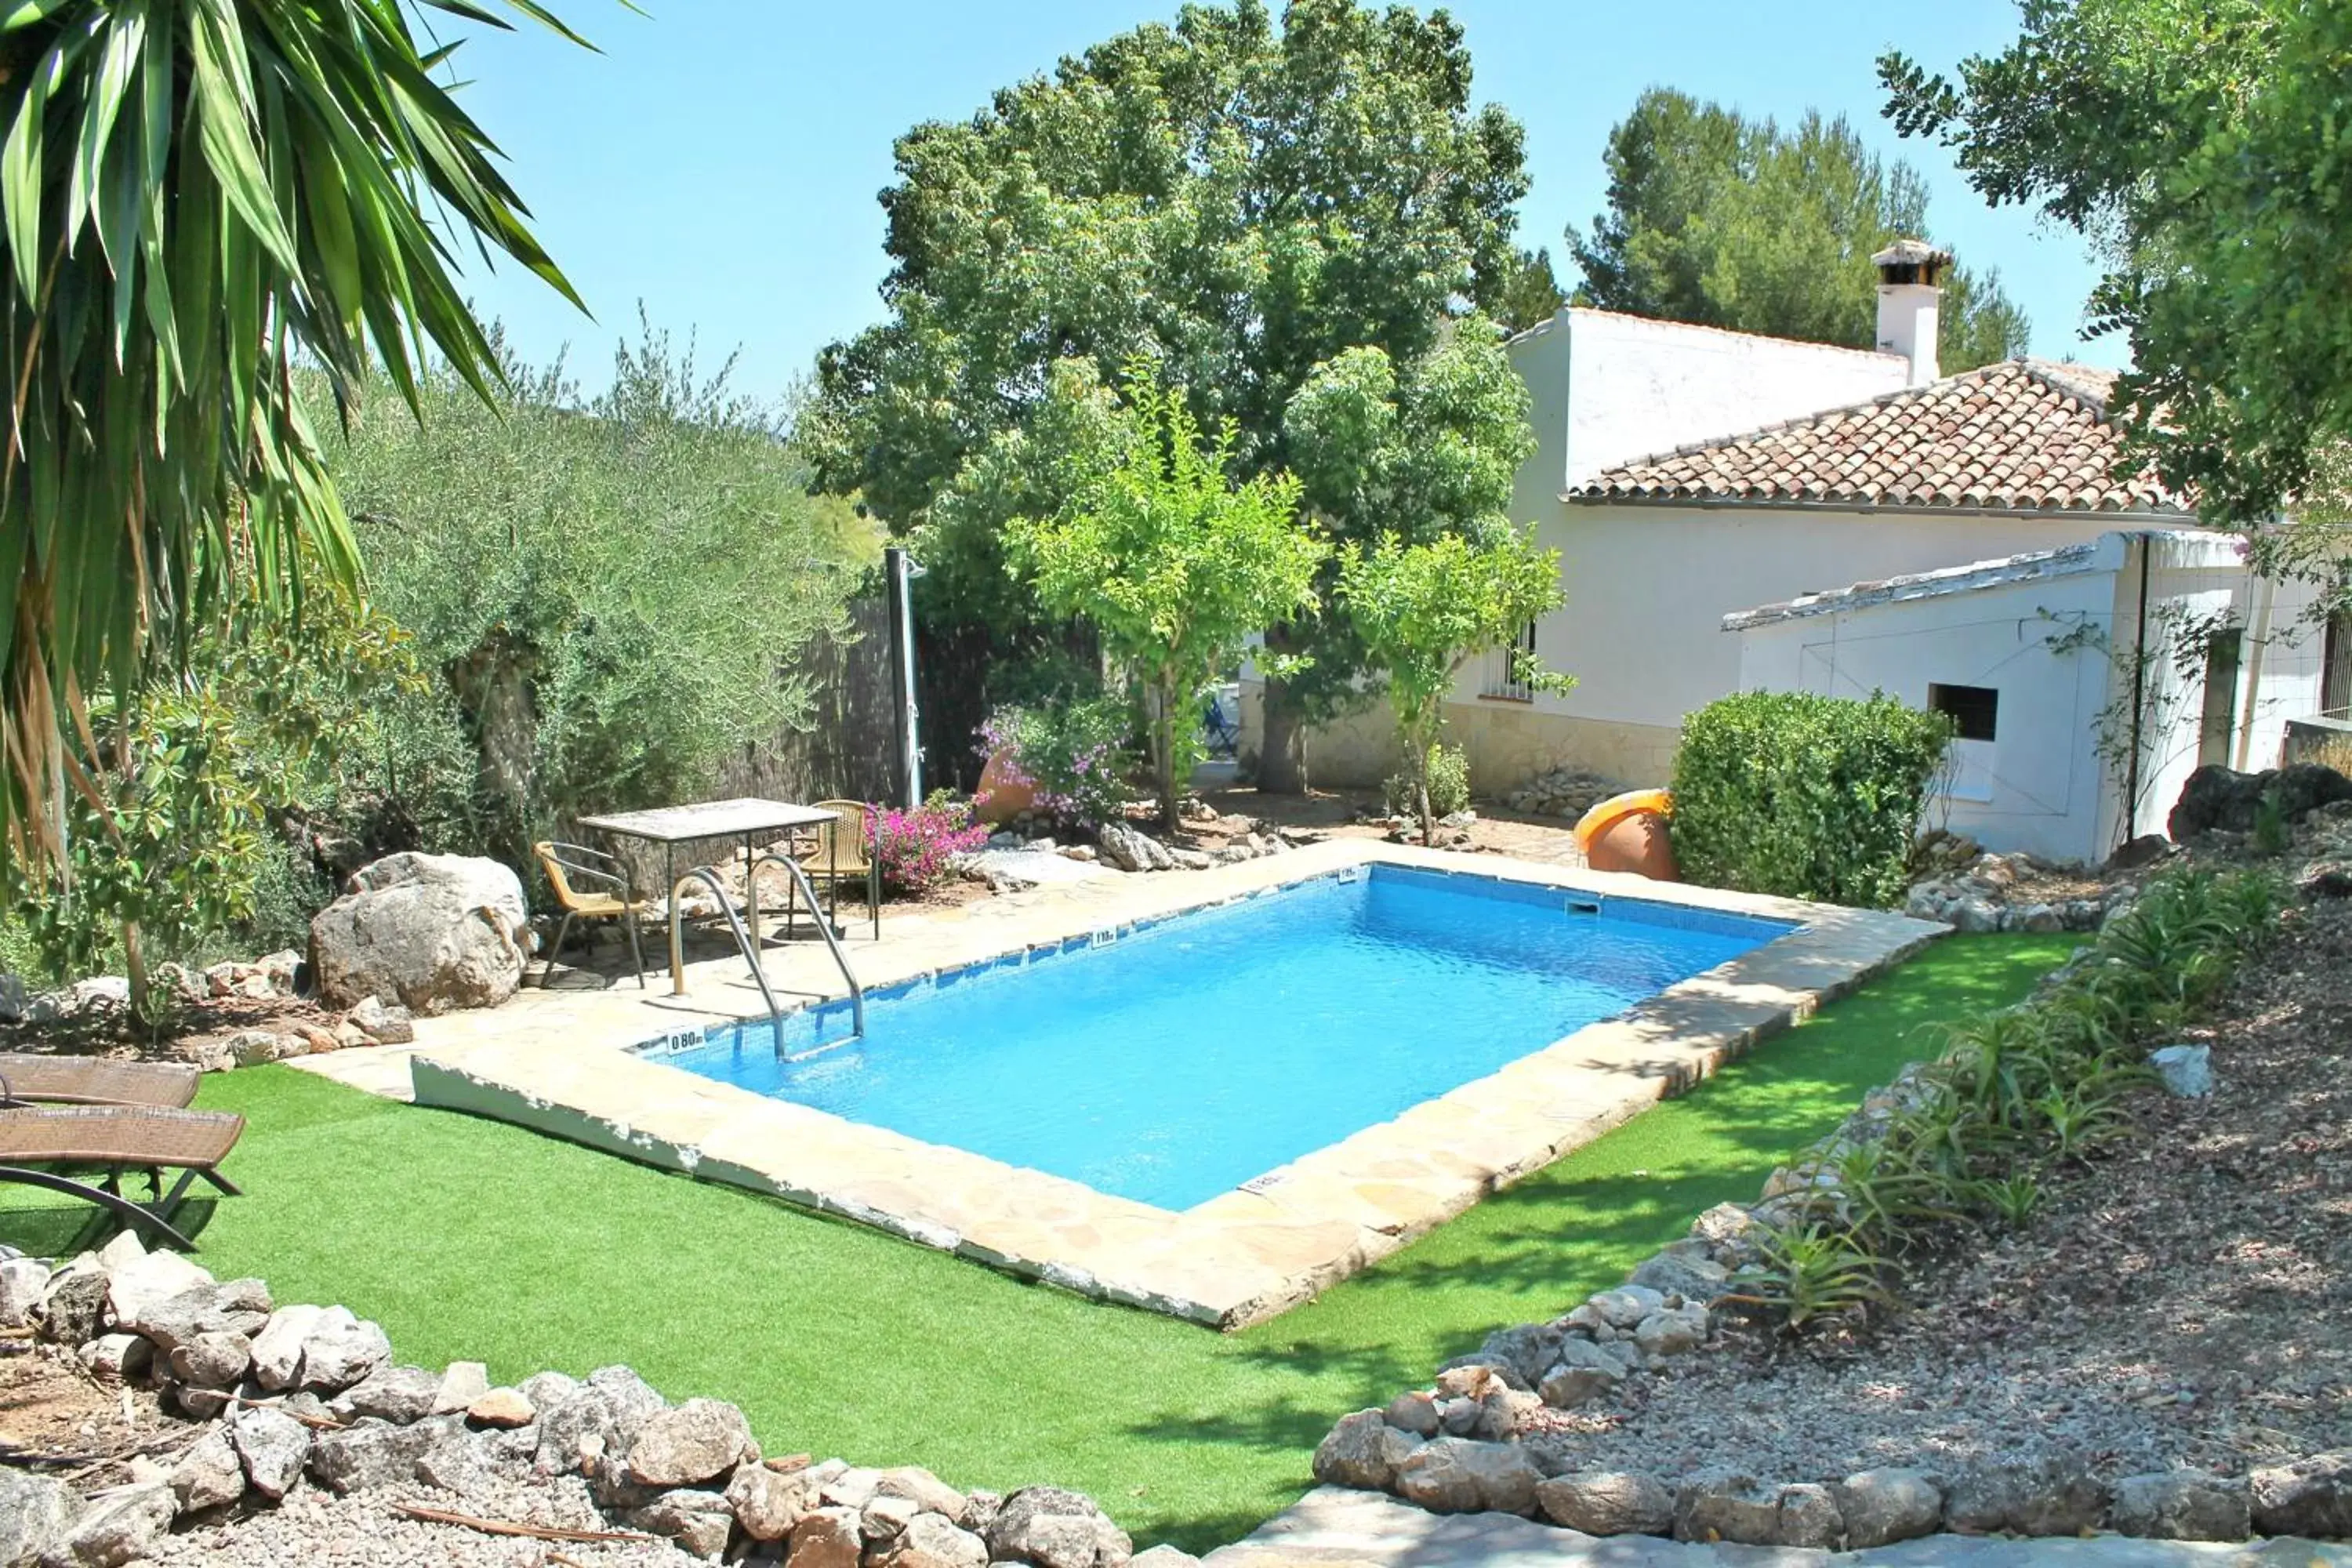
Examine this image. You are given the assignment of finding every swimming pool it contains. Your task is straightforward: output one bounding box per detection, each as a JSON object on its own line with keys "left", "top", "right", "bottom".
{"left": 649, "top": 864, "right": 1791, "bottom": 1210}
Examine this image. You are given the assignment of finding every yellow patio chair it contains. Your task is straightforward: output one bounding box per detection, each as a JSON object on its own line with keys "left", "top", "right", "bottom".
{"left": 533, "top": 840, "right": 652, "bottom": 988}
{"left": 795, "top": 800, "right": 881, "bottom": 941}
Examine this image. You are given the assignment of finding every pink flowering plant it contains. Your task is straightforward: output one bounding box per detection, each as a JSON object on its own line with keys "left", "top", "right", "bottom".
{"left": 977, "top": 696, "right": 1135, "bottom": 829}
{"left": 866, "top": 793, "right": 989, "bottom": 895}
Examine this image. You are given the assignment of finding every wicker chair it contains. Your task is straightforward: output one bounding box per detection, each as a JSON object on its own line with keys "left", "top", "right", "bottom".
{"left": 796, "top": 800, "right": 881, "bottom": 941}
{"left": 533, "top": 840, "right": 652, "bottom": 988}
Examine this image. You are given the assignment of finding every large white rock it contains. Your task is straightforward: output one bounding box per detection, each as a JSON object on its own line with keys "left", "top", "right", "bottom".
{"left": 249, "top": 1304, "right": 324, "bottom": 1391}
{"left": 0, "top": 1467, "right": 80, "bottom": 1566}
{"left": 102, "top": 1249, "right": 212, "bottom": 1330}
{"left": 310, "top": 852, "right": 530, "bottom": 1014}
{"left": 295, "top": 1305, "right": 391, "bottom": 1392}
{"left": 0, "top": 1257, "right": 51, "bottom": 1328}
{"left": 2151, "top": 1043, "right": 2215, "bottom": 1098}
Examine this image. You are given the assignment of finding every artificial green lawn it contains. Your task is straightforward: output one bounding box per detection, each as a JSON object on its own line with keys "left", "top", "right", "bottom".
{"left": 1, "top": 934, "right": 2071, "bottom": 1549}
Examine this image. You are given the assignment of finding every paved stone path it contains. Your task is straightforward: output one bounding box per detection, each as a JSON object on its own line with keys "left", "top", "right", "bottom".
{"left": 1203, "top": 1488, "right": 2352, "bottom": 1568}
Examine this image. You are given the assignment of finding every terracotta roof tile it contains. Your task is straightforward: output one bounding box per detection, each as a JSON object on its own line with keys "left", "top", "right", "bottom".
{"left": 1571, "top": 360, "right": 2182, "bottom": 515}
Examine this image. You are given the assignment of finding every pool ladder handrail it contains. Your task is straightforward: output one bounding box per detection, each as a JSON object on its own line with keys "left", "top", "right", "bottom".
{"left": 667, "top": 868, "right": 790, "bottom": 1044}
{"left": 746, "top": 849, "right": 866, "bottom": 1043}
{"left": 665, "top": 861, "right": 866, "bottom": 1051}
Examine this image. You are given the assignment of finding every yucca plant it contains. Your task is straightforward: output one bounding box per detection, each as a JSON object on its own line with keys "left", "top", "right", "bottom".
{"left": 0, "top": 0, "right": 589, "bottom": 870}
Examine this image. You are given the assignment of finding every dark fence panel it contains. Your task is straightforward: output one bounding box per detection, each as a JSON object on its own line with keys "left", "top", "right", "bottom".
{"left": 716, "top": 595, "right": 900, "bottom": 806}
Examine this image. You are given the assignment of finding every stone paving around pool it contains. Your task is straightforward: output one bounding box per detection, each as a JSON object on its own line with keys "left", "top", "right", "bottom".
{"left": 297, "top": 841, "right": 1941, "bottom": 1329}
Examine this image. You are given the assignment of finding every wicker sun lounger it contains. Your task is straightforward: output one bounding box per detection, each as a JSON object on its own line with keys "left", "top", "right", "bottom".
{"left": 0, "top": 1102, "right": 244, "bottom": 1250}
{"left": 0, "top": 1053, "right": 201, "bottom": 1108}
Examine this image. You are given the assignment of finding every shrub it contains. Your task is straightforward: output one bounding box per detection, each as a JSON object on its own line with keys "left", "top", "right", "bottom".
{"left": 978, "top": 697, "right": 1137, "bottom": 829}
{"left": 1671, "top": 691, "right": 1953, "bottom": 908}
{"left": 1385, "top": 743, "right": 1471, "bottom": 819}
{"left": 869, "top": 796, "right": 989, "bottom": 895}
{"left": 0, "top": 549, "right": 419, "bottom": 1016}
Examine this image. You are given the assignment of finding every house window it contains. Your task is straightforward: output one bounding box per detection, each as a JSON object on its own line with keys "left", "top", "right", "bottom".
{"left": 1481, "top": 620, "right": 1537, "bottom": 702}
{"left": 2198, "top": 627, "right": 2244, "bottom": 768}
{"left": 1928, "top": 683, "right": 1999, "bottom": 742}
{"left": 2324, "top": 610, "right": 2352, "bottom": 718}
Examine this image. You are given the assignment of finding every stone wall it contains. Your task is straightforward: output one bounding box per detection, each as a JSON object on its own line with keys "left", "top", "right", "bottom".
{"left": 1235, "top": 684, "right": 1679, "bottom": 797}
{"left": 0, "top": 1235, "right": 1177, "bottom": 1568}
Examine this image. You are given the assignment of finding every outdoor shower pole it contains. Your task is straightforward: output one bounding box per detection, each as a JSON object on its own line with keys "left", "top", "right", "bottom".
{"left": 885, "top": 546, "right": 924, "bottom": 809}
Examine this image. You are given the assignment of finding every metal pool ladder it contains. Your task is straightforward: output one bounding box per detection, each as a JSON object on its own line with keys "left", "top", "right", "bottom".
{"left": 747, "top": 850, "right": 866, "bottom": 1045}
{"left": 665, "top": 862, "right": 866, "bottom": 1049}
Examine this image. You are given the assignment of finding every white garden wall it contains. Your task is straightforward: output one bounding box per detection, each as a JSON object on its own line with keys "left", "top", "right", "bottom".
{"left": 1733, "top": 531, "right": 2328, "bottom": 863}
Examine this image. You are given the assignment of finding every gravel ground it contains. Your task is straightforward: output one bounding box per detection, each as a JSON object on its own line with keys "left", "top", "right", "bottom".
{"left": 149, "top": 1476, "right": 705, "bottom": 1568}
{"left": 1526, "top": 898, "right": 2352, "bottom": 1484}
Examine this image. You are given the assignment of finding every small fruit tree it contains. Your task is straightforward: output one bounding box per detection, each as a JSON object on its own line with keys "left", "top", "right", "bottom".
{"left": 1338, "top": 528, "right": 1569, "bottom": 844}
{"left": 1010, "top": 361, "right": 1327, "bottom": 829}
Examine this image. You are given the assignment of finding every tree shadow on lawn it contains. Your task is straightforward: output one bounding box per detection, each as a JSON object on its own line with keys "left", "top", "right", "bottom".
{"left": 0, "top": 1192, "right": 223, "bottom": 1261}
{"left": 1115, "top": 935, "right": 2077, "bottom": 1533}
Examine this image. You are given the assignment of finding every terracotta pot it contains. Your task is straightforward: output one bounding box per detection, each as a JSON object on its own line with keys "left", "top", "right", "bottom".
{"left": 975, "top": 750, "right": 1036, "bottom": 824}
{"left": 1587, "top": 810, "right": 1679, "bottom": 880}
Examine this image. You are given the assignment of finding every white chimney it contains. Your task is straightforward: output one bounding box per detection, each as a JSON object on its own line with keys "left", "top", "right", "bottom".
{"left": 1872, "top": 239, "right": 1951, "bottom": 387}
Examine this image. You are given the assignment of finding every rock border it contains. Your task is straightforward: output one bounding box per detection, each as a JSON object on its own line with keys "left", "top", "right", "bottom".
{"left": 0, "top": 947, "right": 416, "bottom": 1076}
{"left": 1307, "top": 1001, "right": 2351, "bottom": 1551}
{"left": 0, "top": 1236, "right": 1174, "bottom": 1568}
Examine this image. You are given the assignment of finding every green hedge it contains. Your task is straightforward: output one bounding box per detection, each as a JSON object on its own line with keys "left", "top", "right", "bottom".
{"left": 1671, "top": 691, "right": 1952, "bottom": 908}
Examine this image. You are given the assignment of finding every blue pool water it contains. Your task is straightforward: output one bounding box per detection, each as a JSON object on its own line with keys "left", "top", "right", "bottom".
{"left": 654, "top": 866, "right": 1791, "bottom": 1210}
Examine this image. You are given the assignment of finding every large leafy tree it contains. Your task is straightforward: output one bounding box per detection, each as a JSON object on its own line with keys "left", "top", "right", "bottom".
{"left": 805, "top": 0, "right": 1535, "bottom": 791}
{"left": 1879, "top": 2, "right": 2347, "bottom": 532}
{"left": 1566, "top": 88, "right": 2030, "bottom": 372}
{"left": 1008, "top": 361, "right": 1325, "bottom": 829}
{"left": 1277, "top": 319, "right": 1534, "bottom": 749}
{"left": 0, "top": 0, "right": 585, "bottom": 872}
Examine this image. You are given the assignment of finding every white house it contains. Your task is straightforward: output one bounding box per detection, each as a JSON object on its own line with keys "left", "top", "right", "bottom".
{"left": 1729, "top": 531, "right": 2325, "bottom": 862}
{"left": 1247, "top": 242, "right": 2335, "bottom": 861}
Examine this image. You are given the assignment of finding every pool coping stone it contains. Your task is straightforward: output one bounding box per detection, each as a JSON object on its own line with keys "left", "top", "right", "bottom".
{"left": 404, "top": 840, "right": 1946, "bottom": 1329}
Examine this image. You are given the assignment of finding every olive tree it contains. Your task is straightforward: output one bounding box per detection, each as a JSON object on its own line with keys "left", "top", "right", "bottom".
{"left": 324, "top": 321, "right": 860, "bottom": 867}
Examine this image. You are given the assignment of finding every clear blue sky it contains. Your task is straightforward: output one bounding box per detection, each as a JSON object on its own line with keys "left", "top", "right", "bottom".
{"left": 445, "top": 0, "right": 2120, "bottom": 404}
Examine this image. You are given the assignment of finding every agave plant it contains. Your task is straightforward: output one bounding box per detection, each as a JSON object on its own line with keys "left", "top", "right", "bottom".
{"left": 2033, "top": 1080, "right": 2140, "bottom": 1162}
{"left": 1973, "top": 1172, "right": 2042, "bottom": 1229}
{"left": 0, "top": 0, "right": 589, "bottom": 869}
{"left": 1720, "top": 1221, "right": 1896, "bottom": 1334}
